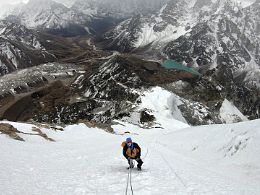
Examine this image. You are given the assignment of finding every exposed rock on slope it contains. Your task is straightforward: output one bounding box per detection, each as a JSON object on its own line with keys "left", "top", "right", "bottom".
{"left": 0, "top": 55, "right": 199, "bottom": 124}
{"left": 0, "top": 20, "right": 107, "bottom": 76}
{"left": 101, "top": 0, "right": 260, "bottom": 120}
{"left": 0, "top": 20, "right": 56, "bottom": 75}
{"left": 7, "top": 0, "right": 92, "bottom": 35}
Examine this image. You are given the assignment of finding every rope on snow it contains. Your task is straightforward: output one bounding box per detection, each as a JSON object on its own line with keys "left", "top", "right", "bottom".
{"left": 125, "top": 160, "right": 134, "bottom": 195}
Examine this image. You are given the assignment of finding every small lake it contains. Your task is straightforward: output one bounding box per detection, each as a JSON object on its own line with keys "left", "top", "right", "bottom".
{"left": 162, "top": 60, "right": 201, "bottom": 76}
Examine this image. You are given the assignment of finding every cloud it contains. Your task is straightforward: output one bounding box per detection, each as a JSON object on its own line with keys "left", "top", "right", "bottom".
{"left": 0, "top": 0, "right": 75, "bottom": 7}
{"left": 0, "top": 0, "right": 28, "bottom": 6}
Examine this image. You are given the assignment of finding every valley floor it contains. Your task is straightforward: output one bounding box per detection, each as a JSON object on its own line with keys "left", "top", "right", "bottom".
{"left": 0, "top": 119, "right": 260, "bottom": 195}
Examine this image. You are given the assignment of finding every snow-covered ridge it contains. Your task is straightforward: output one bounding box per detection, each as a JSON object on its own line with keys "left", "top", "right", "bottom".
{"left": 0, "top": 20, "right": 42, "bottom": 49}
{"left": 103, "top": 0, "right": 197, "bottom": 51}
{"left": 2, "top": 0, "right": 92, "bottom": 30}
{"left": 105, "top": 0, "right": 260, "bottom": 64}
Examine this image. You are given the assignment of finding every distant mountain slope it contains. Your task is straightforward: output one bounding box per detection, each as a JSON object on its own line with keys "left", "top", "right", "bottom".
{"left": 0, "top": 19, "right": 107, "bottom": 76}
{"left": 100, "top": 0, "right": 260, "bottom": 120}
{"left": 3, "top": 0, "right": 92, "bottom": 36}
{"left": 0, "top": 20, "right": 56, "bottom": 75}
{"left": 72, "top": 0, "right": 168, "bottom": 18}
{"left": 102, "top": 0, "right": 198, "bottom": 52}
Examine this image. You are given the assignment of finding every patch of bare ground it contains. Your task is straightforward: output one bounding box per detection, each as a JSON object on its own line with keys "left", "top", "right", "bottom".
{"left": 78, "top": 119, "right": 114, "bottom": 133}
{"left": 36, "top": 123, "right": 64, "bottom": 132}
{"left": 0, "top": 123, "right": 56, "bottom": 142}
{"left": 0, "top": 123, "right": 25, "bottom": 141}
{"left": 31, "top": 127, "right": 55, "bottom": 142}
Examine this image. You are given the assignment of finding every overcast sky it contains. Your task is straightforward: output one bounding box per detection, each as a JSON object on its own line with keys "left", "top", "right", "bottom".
{"left": 0, "top": 0, "right": 76, "bottom": 7}
{"left": 0, "top": 0, "right": 257, "bottom": 9}
{"left": 0, "top": 0, "right": 28, "bottom": 6}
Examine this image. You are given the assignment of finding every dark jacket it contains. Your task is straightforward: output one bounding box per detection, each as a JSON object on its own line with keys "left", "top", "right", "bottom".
{"left": 121, "top": 141, "right": 141, "bottom": 159}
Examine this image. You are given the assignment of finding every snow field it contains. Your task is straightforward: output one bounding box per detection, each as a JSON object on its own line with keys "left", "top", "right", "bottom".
{"left": 0, "top": 118, "right": 260, "bottom": 195}
{"left": 0, "top": 87, "right": 259, "bottom": 195}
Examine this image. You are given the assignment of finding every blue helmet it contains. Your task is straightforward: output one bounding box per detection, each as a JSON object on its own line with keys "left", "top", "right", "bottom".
{"left": 126, "top": 137, "right": 132, "bottom": 143}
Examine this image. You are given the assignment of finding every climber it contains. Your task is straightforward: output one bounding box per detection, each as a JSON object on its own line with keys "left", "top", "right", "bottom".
{"left": 121, "top": 137, "right": 143, "bottom": 170}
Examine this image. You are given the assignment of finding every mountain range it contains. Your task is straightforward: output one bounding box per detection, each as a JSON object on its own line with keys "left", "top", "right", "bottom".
{"left": 0, "top": 0, "right": 259, "bottom": 126}
{"left": 1, "top": 1, "right": 260, "bottom": 194}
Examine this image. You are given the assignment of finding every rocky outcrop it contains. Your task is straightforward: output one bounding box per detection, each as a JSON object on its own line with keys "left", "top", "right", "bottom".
{"left": 0, "top": 123, "right": 56, "bottom": 141}
{"left": 0, "top": 123, "right": 24, "bottom": 141}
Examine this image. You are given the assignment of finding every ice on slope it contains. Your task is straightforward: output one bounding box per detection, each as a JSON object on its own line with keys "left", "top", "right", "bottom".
{"left": 118, "top": 86, "right": 188, "bottom": 129}
{"left": 134, "top": 23, "right": 189, "bottom": 49}
{"left": 140, "top": 87, "right": 188, "bottom": 125}
{"left": 220, "top": 99, "right": 248, "bottom": 123}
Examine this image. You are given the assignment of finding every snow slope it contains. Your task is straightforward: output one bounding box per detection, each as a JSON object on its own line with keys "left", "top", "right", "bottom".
{"left": 0, "top": 116, "right": 260, "bottom": 195}
{"left": 220, "top": 99, "right": 249, "bottom": 123}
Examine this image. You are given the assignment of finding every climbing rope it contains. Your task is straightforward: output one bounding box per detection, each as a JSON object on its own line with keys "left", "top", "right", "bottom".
{"left": 153, "top": 139, "right": 187, "bottom": 188}
{"left": 159, "top": 152, "right": 187, "bottom": 188}
{"left": 125, "top": 160, "right": 134, "bottom": 195}
{"left": 142, "top": 148, "right": 149, "bottom": 160}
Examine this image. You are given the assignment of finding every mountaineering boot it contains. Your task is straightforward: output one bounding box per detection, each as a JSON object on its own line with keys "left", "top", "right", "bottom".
{"left": 127, "top": 164, "right": 134, "bottom": 169}
{"left": 137, "top": 158, "right": 143, "bottom": 171}
{"left": 128, "top": 159, "right": 134, "bottom": 169}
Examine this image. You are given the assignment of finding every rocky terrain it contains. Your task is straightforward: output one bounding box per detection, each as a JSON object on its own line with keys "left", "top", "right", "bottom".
{"left": 101, "top": 0, "right": 260, "bottom": 120}
{"left": 0, "top": 0, "right": 259, "bottom": 126}
{"left": 0, "top": 55, "right": 199, "bottom": 124}
{"left": 0, "top": 19, "right": 107, "bottom": 75}
{"left": 0, "top": 20, "right": 56, "bottom": 75}
{"left": 1, "top": 2, "right": 260, "bottom": 194}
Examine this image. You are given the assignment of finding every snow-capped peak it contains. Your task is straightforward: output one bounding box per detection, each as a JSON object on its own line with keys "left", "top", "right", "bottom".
{"left": 4, "top": 0, "right": 91, "bottom": 30}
